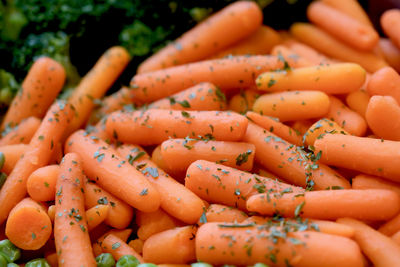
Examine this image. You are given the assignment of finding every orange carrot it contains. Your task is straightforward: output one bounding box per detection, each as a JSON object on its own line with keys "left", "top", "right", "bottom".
{"left": 130, "top": 56, "right": 283, "bottom": 103}
{"left": 367, "top": 66, "right": 400, "bottom": 105}
{"left": 243, "top": 122, "right": 350, "bottom": 190}
{"left": 381, "top": 9, "right": 400, "bottom": 50}
{"left": 83, "top": 180, "right": 133, "bottom": 230}
{"left": 289, "top": 120, "right": 314, "bottom": 136}
{"left": 201, "top": 204, "right": 248, "bottom": 224}
{"left": 247, "top": 189, "right": 400, "bottom": 220}
{"left": 96, "top": 228, "right": 133, "bottom": 248}
{"left": 290, "top": 23, "right": 388, "bottom": 72}
{"left": 271, "top": 45, "right": 313, "bottom": 68}
{"left": 128, "top": 239, "right": 144, "bottom": 255}
{"left": 45, "top": 251, "right": 58, "bottom": 267}
{"left": 325, "top": 96, "right": 367, "bottom": 136}
{"left": 366, "top": 95, "right": 400, "bottom": 140}
{"left": 149, "top": 82, "right": 226, "bottom": 111}
{"left": 256, "top": 63, "right": 366, "bottom": 94}
{"left": 285, "top": 41, "right": 332, "bottom": 65}
{"left": 26, "top": 164, "right": 59, "bottom": 202}
{"left": 303, "top": 118, "right": 349, "bottom": 146}
{"left": 307, "top": 2, "right": 378, "bottom": 51}
{"left": 48, "top": 205, "right": 55, "bottom": 223}
{"left": 211, "top": 26, "right": 281, "bottom": 58}
{"left": 151, "top": 145, "right": 185, "bottom": 181}
{"left": 185, "top": 159, "right": 304, "bottom": 210}
{"left": 228, "top": 89, "right": 260, "bottom": 114}
{"left": 67, "top": 46, "right": 130, "bottom": 133}
{"left": 392, "top": 231, "right": 400, "bottom": 246}
{"left": 0, "top": 144, "right": 29, "bottom": 174}
{"left": 143, "top": 226, "right": 197, "bottom": 264}
{"left": 246, "top": 111, "right": 302, "bottom": 146}
{"left": 65, "top": 130, "right": 160, "bottom": 212}
{"left": 160, "top": 139, "right": 255, "bottom": 172}
{"left": 100, "top": 234, "right": 143, "bottom": 262}
{"left": 338, "top": 218, "right": 400, "bottom": 267}
{"left": 379, "top": 38, "right": 400, "bottom": 72}
{"left": 0, "top": 100, "right": 72, "bottom": 225}
{"left": 1, "top": 57, "right": 66, "bottom": 130}
{"left": 116, "top": 144, "right": 205, "bottom": 224}
{"left": 314, "top": 134, "right": 400, "bottom": 182}
{"left": 105, "top": 109, "right": 247, "bottom": 145}
{"left": 0, "top": 117, "right": 41, "bottom": 147}
{"left": 136, "top": 209, "right": 182, "bottom": 241}
{"left": 253, "top": 91, "right": 330, "bottom": 122}
{"left": 86, "top": 205, "right": 109, "bottom": 231}
{"left": 352, "top": 174, "right": 400, "bottom": 199}
{"left": 196, "top": 222, "right": 364, "bottom": 266}
{"left": 5, "top": 198, "right": 52, "bottom": 250}
{"left": 322, "top": 0, "right": 373, "bottom": 26}
{"left": 345, "top": 89, "right": 370, "bottom": 118}
{"left": 137, "top": 1, "right": 262, "bottom": 73}
{"left": 54, "top": 153, "right": 95, "bottom": 266}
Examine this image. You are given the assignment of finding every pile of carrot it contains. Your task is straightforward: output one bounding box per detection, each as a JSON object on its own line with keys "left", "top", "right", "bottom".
{"left": 2, "top": 1, "right": 400, "bottom": 266}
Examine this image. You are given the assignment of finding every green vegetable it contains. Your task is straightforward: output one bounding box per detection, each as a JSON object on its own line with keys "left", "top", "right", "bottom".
{"left": 7, "top": 263, "right": 19, "bottom": 267}
{"left": 0, "top": 173, "right": 7, "bottom": 190}
{"left": 191, "top": 263, "right": 213, "bottom": 267}
{"left": 96, "top": 253, "right": 115, "bottom": 267}
{"left": 0, "top": 69, "right": 19, "bottom": 107}
{"left": 0, "top": 152, "right": 5, "bottom": 170}
{"left": 25, "top": 258, "right": 50, "bottom": 267}
{"left": 116, "top": 255, "right": 140, "bottom": 267}
{"left": 0, "top": 254, "right": 7, "bottom": 267}
{"left": 253, "top": 263, "right": 270, "bottom": 267}
{"left": 0, "top": 239, "right": 20, "bottom": 263}
{"left": 137, "top": 264, "right": 157, "bottom": 267}
{"left": 0, "top": 0, "right": 27, "bottom": 41}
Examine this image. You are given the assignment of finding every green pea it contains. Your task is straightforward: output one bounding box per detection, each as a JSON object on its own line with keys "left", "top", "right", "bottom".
{"left": 116, "top": 255, "right": 140, "bottom": 267}
{"left": 25, "top": 258, "right": 50, "bottom": 267}
{"left": 96, "top": 253, "right": 115, "bottom": 267}
{"left": 191, "top": 263, "right": 213, "bottom": 267}
{"left": 253, "top": 264, "right": 270, "bottom": 267}
{"left": 0, "top": 152, "right": 5, "bottom": 170}
{"left": 7, "top": 263, "right": 19, "bottom": 267}
{"left": 137, "top": 264, "right": 157, "bottom": 267}
{"left": 0, "top": 173, "right": 7, "bottom": 190}
{"left": 0, "top": 240, "right": 20, "bottom": 263}
{"left": 0, "top": 254, "right": 7, "bottom": 267}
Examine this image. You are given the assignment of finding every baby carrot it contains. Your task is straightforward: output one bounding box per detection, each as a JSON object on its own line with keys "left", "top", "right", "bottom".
{"left": 307, "top": 2, "right": 378, "bottom": 51}
{"left": 83, "top": 181, "right": 133, "bottom": 230}
{"left": 143, "top": 226, "right": 197, "bottom": 264}
{"left": 96, "top": 228, "right": 133, "bottom": 247}
{"left": 271, "top": 45, "right": 313, "bottom": 68}
{"left": 161, "top": 139, "right": 255, "bottom": 172}
{"left": 0, "top": 144, "right": 29, "bottom": 174}
{"left": 128, "top": 239, "right": 144, "bottom": 255}
{"left": 136, "top": 209, "right": 181, "bottom": 241}
{"left": 228, "top": 89, "right": 260, "bottom": 114}
{"left": 0, "top": 117, "right": 41, "bottom": 147}
{"left": 314, "top": 134, "right": 400, "bottom": 182}
{"left": 303, "top": 118, "right": 349, "bottom": 146}
{"left": 201, "top": 204, "right": 248, "bottom": 224}
{"left": 246, "top": 111, "right": 302, "bottom": 146}
{"left": 366, "top": 95, "right": 400, "bottom": 140}
{"left": 256, "top": 63, "right": 366, "bottom": 94}
{"left": 379, "top": 38, "right": 400, "bottom": 72}
{"left": 345, "top": 89, "right": 370, "bottom": 118}
{"left": 105, "top": 109, "right": 248, "bottom": 145}
{"left": 65, "top": 130, "right": 160, "bottom": 212}
{"left": 116, "top": 144, "right": 205, "bottom": 224}
{"left": 1, "top": 57, "right": 66, "bottom": 130}
{"left": 285, "top": 41, "right": 332, "bottom": 65}
{"left": 290, "top": 23, "right": 388, "bottom": 72}
{"left": 130, "top": 55, "right": 283, "bottom": 103}
{"left": 86, "top": 205, "right": 109, "bottom": 231}
{"left": 185, "top": 160, "right": 304, "bottom": 210}
{"left": 243, "top": 122, "right": 350, "bottom": 190}
{"left": 0, "top": 100, "right": 72, "bottom": 225}
{"left": 211, "top": 26, "right": 281, "bottom": 58}
{"left": 326, "top": 96, "right": 367, "bottom": 136}
{"left": 48, "top": 205, "right": 55, "bottom": 222}
{"left": 367, "top": 66, "right": 400, "bottom": 105}
{"left": 196, "top": 222, "right": 364, "bottom": 266}
{"left": 137, "top": 1, "right": 262, "bottom": 73}
{"left": 5, "top": 198, "right": 52, "bottom": 250}
{"left": 289, "top": 120, "right": 314, "bottom": 136}
{"left": 322, "top": 0, "right": 373, "bottom": 26}
{"left": 338, "top": 218, "right": 400, "bottom": 267}
{"left": 352, "top": 174, "right": 400, "bottom": 199}
{"left": 253, "top": 91, "right": 330, "bottom": 122}
{"left": 27, "top": 165, "right": 60, "bottom": 202}
{"left": 67, "top": 46, "right": 130, "bottom": 134}
{"left": 381, "top": 9, "right": 400, "bottom": 50}
{"left": 149, "top": 82, "right": 226, "bottom": 111}
{"left": 247, "top": 189, "right": 400, "bottom": 220}
{"left": 379, "top": 213, "right": 400, "bottom": 237}
{"left": 54, "top": 153, "right": 96, "bottom": 267}
{"left": 100, "top": 234, "right": 143, "bottom": 263}
{"left": 151, "top": 144, "right": 185, "bottom": 181}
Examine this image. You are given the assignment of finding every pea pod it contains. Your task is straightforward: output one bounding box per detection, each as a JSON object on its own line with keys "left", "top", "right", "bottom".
{"left": 96, "top": 253, "right": 115, "bottom": 267}
{"left": 0, "top": 240, "right": 20, "bottom": 263}
{"left": 25, "top": 258, "right": 50, "bottom": 267}
{"left": 116, "top": 255, "right": 140, "bottom": 267}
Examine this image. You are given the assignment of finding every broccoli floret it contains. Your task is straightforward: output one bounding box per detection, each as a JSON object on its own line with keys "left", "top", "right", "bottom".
{"left": 0, "top": 0, "right": 27, "bottom": 41}
{"left": 12, "top": 31, "right": 80, "bottom": 90}
{"left": 0, "top": 69, "right": 19, "bottom": 107}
